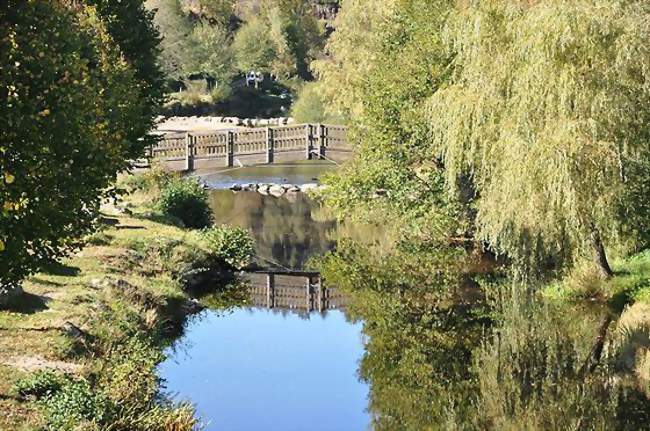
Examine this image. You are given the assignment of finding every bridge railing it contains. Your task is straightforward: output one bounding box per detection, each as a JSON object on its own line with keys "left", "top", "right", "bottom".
{"left": 150, "top": 123, "right": 350, "bottom": 171}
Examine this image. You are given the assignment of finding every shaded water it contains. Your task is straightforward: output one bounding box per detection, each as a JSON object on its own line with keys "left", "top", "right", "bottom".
{"left": 208, "top": 190, "right": 336, "bottom": 269}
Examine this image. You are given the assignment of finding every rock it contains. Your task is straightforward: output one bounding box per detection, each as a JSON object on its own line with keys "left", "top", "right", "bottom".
{"left": 240, "top": 183, "right": 253, "bottom": 192}
{"left": 300, "top": 183, "right": 319, "bottom": 193}
{"left": 61, "top": 321, "right": 85, "bottom": 339}
{"left": 230, "top": 184, "right": 243, "bottom": 191}
{"left": 269, "top": 184, "right": 285, "bottom": 197}
{"left": 258, "top": 184, "right": 270, "bottom": 195}
{"left": 287, "top": 185, "right": 301, "bottom": 193}
{"left": 182, "top": 298, "right": 205, "bottom": 315}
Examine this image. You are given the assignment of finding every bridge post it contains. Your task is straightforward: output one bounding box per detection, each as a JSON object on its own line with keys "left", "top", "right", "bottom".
{"left": 305, "top": 276, "right": 312, "bottom": 311}
{"left": 227, "top": 131, "right": 234, "bottom": 167}
{"left": 317, "top": 124, "right": 326, "bottom": 159}
{"left": 305, "top": 124, "right": 313, "bottom": 160}
{"left": 266, "top": 127, "right": 274, "bottom": 164}
{"left": 266, "top": 273, "right": 275, "bottom": 308}
{"left": 316, "top": 275, "right": 323, "bottom": 312}
{"left": 184, "top": 132, "right": 194, "bottom": 171}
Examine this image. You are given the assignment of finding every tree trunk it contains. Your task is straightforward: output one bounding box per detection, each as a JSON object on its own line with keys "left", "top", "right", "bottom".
{"left": 589, "top": 225, "right": 613, "bottom": 279}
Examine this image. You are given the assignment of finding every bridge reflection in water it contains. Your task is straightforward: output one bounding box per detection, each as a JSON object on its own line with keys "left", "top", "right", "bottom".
{"left": 243, "top": 270, "right": 345, "bottom": 313}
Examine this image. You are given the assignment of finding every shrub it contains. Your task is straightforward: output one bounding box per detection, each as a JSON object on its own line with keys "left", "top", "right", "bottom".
{"left": 42, "top": 379, "right": 113, "bottom": 430}
{"left": 201, "top": 225, "right": 254, "bottom": 269}
{"left": 12, "top": 371, "right": 67, "bottom": 399}
{"left": 564, "top": 260, "right": 608, "bottom": 299}
{"left": 158, "top": 178, "right": 213, "bottom": 229}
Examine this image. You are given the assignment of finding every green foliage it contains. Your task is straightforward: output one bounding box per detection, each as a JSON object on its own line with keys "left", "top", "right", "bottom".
{"left": 87, "top": 0, "right": 165, "bottom": 149}
{"left": 290, "top": 82, "right": 344, "bottom": 124}
{"left": 0, "top": 1, "right": 161, "bottom": 290}
{"left": 42, "top": 379, "right": 112, "bottom": 431}
{"left": 147, "top": 0, "right": 195, "bottom": 80}
{"left": 12, "top": 371, "right": 67, "bottom": 400}
{"left": 99, "top": 338, "right": 164, "bottom": 418}
{"left": 426, "top": 0, "right": 650, "bottom": 273}
{"left": 234, "top": 0, "right": 324, "bottom": 79}
{"left": 158, "top": 178, "right": 213, "bottom": 229}
{"left": 189, "top": 22, "right": 236, "bottom": 84}
{"left": 201, "top": 225, "right": 254, "bottom": 269}
{"left": 233, "top": 16, "right": 278, "bottom": 73}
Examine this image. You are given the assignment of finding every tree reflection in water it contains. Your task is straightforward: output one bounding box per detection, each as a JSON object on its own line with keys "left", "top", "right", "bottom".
{"left": 320, "top": 240, "right": 650, "bottom": 430}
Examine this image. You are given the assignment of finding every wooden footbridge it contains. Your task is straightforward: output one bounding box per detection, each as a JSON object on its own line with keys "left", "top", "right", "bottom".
{"left": 244, "top": 270, "right": 345, "bottom": 313}
{"left": 150, "top": 124, "right": 350, "bottom": 171}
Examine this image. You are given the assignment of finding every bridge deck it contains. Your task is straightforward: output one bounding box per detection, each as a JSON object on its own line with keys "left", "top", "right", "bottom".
{"left": 150, "top": 123, "right": 351, "bottom": 171}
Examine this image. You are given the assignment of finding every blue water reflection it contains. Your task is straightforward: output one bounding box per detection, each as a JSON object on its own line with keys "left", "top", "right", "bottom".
{"left": 159, "top": 308, "right": 370, "bottom": 431}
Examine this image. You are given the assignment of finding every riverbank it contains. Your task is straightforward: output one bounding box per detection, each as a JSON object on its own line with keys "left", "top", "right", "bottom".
{"left": 0, "top": 173, "right": 246, "bottom": 430}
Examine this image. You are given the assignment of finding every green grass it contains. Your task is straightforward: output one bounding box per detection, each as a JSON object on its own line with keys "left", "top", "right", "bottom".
{"left": 542, "top": 250, "right": 650, "bottom": 310}
{"left": 0, "top": 172, "right": 243, "bottom": 429}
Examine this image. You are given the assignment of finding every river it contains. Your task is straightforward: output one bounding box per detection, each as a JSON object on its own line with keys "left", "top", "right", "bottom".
{"left": 159, "top": 164, "right": 650, "bottom": 430}
{"left": 159, "top": 163, "right": 371, "bottom": 430}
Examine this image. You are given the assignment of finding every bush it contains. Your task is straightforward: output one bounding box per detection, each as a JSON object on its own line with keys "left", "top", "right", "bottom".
{"left": 12, "top": 371, "right": 67, "bottom": 399}
{"left": 201, "top": 225, "right": 254, "bottom": 269}
{"left": 43, "top": 379, "right": 113, "bottom": 430}
{"left": 158, "top": 178, "right": 213, "bottom": 229}
{"left": 564, "top": 260, "right": 607, "bottom": 299}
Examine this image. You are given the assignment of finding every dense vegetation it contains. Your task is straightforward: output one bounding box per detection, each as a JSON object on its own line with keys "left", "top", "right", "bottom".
{"left": 0, "top": 1, "right": 163, "bottom": 299}
{"left": 310, "top": 0, "right": 650, "bottom": 428}
{"left": 147, "top": 0, "right": 337, "bottom": 116}
{"left": 318, "top": 0, "right": 650, "bottom": 280}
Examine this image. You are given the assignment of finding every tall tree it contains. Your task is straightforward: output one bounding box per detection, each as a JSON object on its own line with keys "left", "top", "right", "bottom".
{"left": 86, "top": 0, "right": 165, "bottom": 150}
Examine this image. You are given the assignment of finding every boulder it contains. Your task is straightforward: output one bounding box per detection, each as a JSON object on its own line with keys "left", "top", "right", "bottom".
{"left": 258, "top": 184, "right": 270, "bottom": 195}
{"left": 300, "top": 183, "right": 319, "bottom": 193}
{"left": 230, "top": 184, "right": 243, "bottom": 192}
{"left": 269, "top": 184, "right": 286, "bottom": 197}
{"left": 0, "top": 285, "right": 23, "bottom": 308}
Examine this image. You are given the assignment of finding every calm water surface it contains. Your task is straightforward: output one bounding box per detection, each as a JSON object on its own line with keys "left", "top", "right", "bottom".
{"left": 159, "top": 164, "right": 370, "bottom": 430}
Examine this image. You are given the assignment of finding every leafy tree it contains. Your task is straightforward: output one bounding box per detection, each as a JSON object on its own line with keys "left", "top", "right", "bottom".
{"left": 427, "top": 0, "right": 650, "bottom": 277}
{"left": 312, "top": 0, "right": 399, "bottom": 118}
{"left": 188, "top": 22, "right": 237, "bottom": 86}
{"left": 233, "top": 0, "right": 324, "bottom": 79}
{"left": 147, "top": 0, "right": 195, "bottom": 80}
{"left": 86, "top": 0, "right": 165, "bottom": 149}
{"left": 0, "top": 2, "right": 152, "bottom": 293}
{"left": 232, "top": 16, "right": 277, "bottom": 74}
{"left": 320, "top": 0, "right": 650, "bottom": 279}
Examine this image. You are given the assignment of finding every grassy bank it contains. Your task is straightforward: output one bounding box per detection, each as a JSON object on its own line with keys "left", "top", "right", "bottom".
{"left": 542, "top": 250, "right": 650, "bottom": 309}
{"left": 0, "top": 173, "right": 248, "bottom": 430}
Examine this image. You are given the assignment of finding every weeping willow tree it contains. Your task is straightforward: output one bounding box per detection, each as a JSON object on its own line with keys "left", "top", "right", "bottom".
{"left": 427, "top": 0, "right": 650, "bottom": 277}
